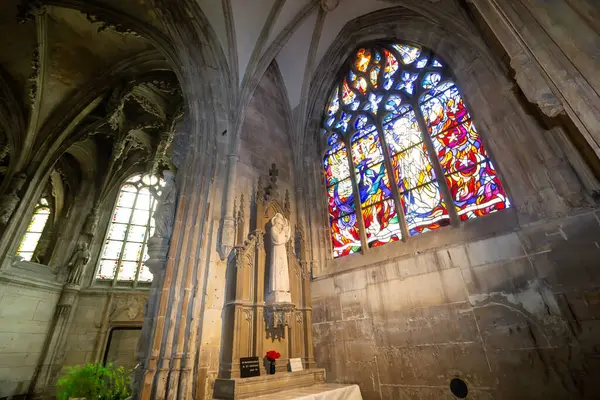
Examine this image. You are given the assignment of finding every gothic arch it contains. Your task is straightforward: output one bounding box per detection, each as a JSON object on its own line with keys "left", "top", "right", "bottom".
{"left": 301, "top": 6, "right": 584, "bottom": 275}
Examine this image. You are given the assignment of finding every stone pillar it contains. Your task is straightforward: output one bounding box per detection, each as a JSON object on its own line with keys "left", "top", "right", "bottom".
{"left": 131, "top": 237, "right": 169, "bottom": 399}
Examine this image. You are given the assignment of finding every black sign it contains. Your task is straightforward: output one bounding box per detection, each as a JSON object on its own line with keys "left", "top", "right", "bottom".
{"left": 240, "top": 357, "right": 260, "bottom": 378}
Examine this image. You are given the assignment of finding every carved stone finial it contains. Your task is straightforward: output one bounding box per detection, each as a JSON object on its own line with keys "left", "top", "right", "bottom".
{"left": 266, "top": 163, "right": 279, "bottom": 198}
{"left": 284, "top": 190, "right": 290, "bottom": 212}
{"left": 257, "top": 176, "right": 264, "bottom": 202}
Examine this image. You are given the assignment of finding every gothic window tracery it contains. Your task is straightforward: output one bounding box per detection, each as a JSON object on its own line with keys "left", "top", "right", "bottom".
{"left": 322, "top": 43, "right": 511, "bottom": 258}
{"left": 95, "top": 174, "right": 164, "bottom": 284}
{"left": 16, "top": 198, "right": 51, "bottom": 262}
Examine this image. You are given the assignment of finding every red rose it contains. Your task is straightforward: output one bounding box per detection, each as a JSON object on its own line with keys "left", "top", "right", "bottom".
{"left": 266, "top": 350, "right": 281, "bottom": 361}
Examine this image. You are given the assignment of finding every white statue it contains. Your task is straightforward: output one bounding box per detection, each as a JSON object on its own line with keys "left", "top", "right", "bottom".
{"left": 152, "top": 170, "right": 177, "bottom": 239}
{"left": 268, "top": 213, "right": 292, "bottom": 304}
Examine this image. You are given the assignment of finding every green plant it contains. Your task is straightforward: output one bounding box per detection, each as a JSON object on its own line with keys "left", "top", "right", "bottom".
{"left": 56, "top": 362, "right": 131, "bottom": 400}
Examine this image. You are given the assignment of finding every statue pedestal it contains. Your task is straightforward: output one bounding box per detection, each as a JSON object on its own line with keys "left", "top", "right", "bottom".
{"left": 214, "top": 369, "right": 326, "bottom": 400}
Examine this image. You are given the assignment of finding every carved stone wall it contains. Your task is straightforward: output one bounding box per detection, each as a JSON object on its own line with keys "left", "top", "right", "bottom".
{"left": 304, "top": 3, "right": 600, "bottom": 400}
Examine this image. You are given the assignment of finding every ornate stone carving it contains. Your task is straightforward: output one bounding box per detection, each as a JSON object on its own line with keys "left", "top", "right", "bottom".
{"left": 17, "top": 0, "right": 45, "bottom": 23}
{"left": 84, "top": 12, "right": 139, "bottom": 36}
{"left": 113, "top": 295, "right": 146, "bottom": 320}
{"left": 152, "top": 170, "right": 177, "bottom": 240}
{"left": 266, "top": 163, "right": 279, "bottom": 199}
{"left": 510, "top": 53, "right": 564, "bottom": 118}
{"left": 264, "top": 303, "right": 295, "bottom": 329}
{"left": 243, "top": 308, "right": 253, "bottom": 322}
{"left": 28, "top": 46, "right": 39, "bottom": 107}
{"left": 0, "top": 173, "right": 26, "bottom": 225}
{"left": 65, "top": 240, "right": 91, "bottom": 286}
{"left": 267, "top": 213, "right": 292, "bottom": 304}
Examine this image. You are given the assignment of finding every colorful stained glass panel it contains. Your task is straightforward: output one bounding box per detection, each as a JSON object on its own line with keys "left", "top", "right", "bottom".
{"left": 432, "top": 121, "right": 488, "bottom": 174}
{"left": 331, "top": 214, "right": 362, "bottom": 258}
{"left": 382, "top": 109, "right": 422, "bottom": 155}
{"left": 401, "top": 182, "right": 449, "bottom": 236}
{"left": 327, "top": 87, "right": 340, "bottom": 117}
{"left": 384, "top": 50, "right": 398, "bottom": 78}
{"left": 420, "top": 84, "right": 470, "bottom": 135}
{"left": 396, "top": 71, "right": 418, "bottom": 95}
{"left": 342, "top": 80, "right": 355, "bottom": 105}
{"left": 351, "top": 129, "right": 384, "bottom": 170}
{"left": 392, "top": 44, "right": 421, "bottom": 65}
{"left": 370, "top": 66, "right": 380, "bottom": 87}
{"left": 328, "top": 179, "right": 355, "bottom": 220}
{"left": 445, "top": 160, "right": 511, "bottom": 221}
{"left": 362, "top": 199, "right": 402, "bottom": 247}
{"left": 324, "top": 147, "right": 350, "bottom": 186}
{"left": 392, "top": 145, "right": 437, "bottom": 192}
{"left": 357, "top": 163, "right": 393, "bottom": 206}
{"left": 422, "top": 72, "right": 441, "bottom": 89}
{"left": 355, "top": 48, "right": 371, "bottom": 72}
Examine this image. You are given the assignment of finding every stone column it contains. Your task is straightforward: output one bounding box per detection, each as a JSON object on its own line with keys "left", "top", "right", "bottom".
{"left": 131, "top": 237, "right": 169, "bottom": 399}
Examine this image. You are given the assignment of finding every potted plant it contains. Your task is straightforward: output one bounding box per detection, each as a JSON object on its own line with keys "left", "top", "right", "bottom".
{"left": 56, "top": 362, "right": 131, "bottom": 400}
{"left": 265, "top": 350, "right": 281, "bottom": 375}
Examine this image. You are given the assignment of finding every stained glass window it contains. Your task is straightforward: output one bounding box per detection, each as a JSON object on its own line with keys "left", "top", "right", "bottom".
{"left": 16, "top": 198, "right": 51, "bottom": 261}
{"left": 321, "top": 43, "right": 510, "bottom": 258}
{"left": 96, "top": 174, "right": 165, "bottom": 284}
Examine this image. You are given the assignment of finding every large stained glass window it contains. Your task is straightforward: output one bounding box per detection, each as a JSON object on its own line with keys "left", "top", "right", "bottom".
{"left": 322, "top": 43, "right": 510, "bottom": 258}
{"left": 16, "top": 198, "right": 51, "bottom": 261}
{"left": 96, "top": 174, "right": 164, "bottom": 284}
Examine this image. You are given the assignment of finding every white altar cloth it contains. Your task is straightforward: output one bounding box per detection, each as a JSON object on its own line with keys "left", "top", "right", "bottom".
{"left": 247, "top": 383, "right": 363, "bottom": 400}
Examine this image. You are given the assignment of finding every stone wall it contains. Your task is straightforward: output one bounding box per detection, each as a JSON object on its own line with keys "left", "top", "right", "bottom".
{"left": 311, "top": 210, "right": 600, "bottom": 399}
{"left": 0, "top": 280, "right": 60, "bottom": 397}
{"left": 62, "top": 290, "right": 146, "bottom": 368}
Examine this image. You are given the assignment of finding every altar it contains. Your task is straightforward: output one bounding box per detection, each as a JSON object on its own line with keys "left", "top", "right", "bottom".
{"left": 247, "top": 383, "right": 363, "bottom": 400}
{"left": 214, "top": 165, "right": 321, "bottom": 399}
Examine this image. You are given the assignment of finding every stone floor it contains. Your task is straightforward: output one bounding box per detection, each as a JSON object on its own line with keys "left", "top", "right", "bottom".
{"left": 246, "top": 383, "right": 362, "bottom": 400}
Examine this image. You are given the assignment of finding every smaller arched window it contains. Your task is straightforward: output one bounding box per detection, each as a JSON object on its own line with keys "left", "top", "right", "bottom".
{"left": 16, "top": 198, "right": 51, "bottom": 262}
{"left": 96, "top": 174, "right": 164, "bottom": 284}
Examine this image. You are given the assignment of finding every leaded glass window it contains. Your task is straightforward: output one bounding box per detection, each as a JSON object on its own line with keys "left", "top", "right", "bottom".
{"left": 322, "top": 43, "right": 511, "bottom": 258}
{"left": 96, "top": 174, "right": 164, "bottom": 284}
{"left": 16, "top": 198, "right": 51, "bottom": 261}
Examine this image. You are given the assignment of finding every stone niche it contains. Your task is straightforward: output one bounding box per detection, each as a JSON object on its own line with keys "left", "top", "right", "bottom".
{"left": 214, "top": 166, "right": 320, "bottom": 399}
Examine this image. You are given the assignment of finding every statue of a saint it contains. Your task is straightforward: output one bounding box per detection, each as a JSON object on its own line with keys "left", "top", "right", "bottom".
{"left": 152, "top": 170, "right": 177, "bottom": 239}
{"left": 268, "top": 213, "right": 292, "bottom": 304}
{"left": 66, "top": 240, "right": 91, "bottom": 285}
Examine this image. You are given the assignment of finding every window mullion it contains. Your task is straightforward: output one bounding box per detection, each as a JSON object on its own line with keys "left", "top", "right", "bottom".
{"left": 414, "top": 104, "right": 460, "bottom": 225}
{"left": 133, "top": 191, "right": 154, "bottom": 287}
{"left": 346, "top": 138, "right": 369, "bottom": 253}
{"left": 113, "top": 185, "right": 139, "bottom": 287}
{"left": 376, "top": 125, "right": 409, "bottom": 241}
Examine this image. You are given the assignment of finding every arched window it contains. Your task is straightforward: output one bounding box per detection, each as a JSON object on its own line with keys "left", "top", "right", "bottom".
{"left": 96, "top": 174, "right": 164, "bottom": 284}
{"left": 16, "top": 198, "right": 51, "bottom": 261}
{"left": 322, "top": 43, "right": 511, "bottom": 258}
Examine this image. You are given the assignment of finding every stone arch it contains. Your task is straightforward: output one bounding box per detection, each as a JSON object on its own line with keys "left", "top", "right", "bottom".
{"left": 300, "top": 6, "right": 587, "bottom": 275}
